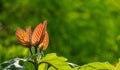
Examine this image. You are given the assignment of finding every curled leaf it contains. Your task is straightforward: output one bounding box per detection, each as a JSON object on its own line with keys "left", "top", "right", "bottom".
{"left": 39, "top": 31, "right": 49, "bottom": 51}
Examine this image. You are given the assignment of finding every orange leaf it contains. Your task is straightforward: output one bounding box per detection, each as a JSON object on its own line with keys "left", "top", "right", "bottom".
{"left": 39, "top": 21, "right": 47, "bottom": 44}
{"left": 16, "top": 26, "right": 31, "bottom": 47}
{"left": 32, "top": 24, "right": 43, "bottom": 46}
{"left": 32, "top": 21, "right": 47, "bottom": 47}
{"left": 42, "top": 31, "right": 49, "bottom": 51}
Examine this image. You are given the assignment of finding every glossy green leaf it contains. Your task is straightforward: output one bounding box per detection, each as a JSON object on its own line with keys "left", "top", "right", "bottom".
{"left": 38, "top": 63, "right": 46, "bottom": 70}
{"left": 40, "top": 53, "right": 73, "bottom": 70}
{"left": 72, "top": 67, "right": 80, "bottom": 70}
{"left": 79, "top": 62, "right": 115, "bottom": 70}
{"left": 48, "top": 66, "right": 56, "bottom": 70}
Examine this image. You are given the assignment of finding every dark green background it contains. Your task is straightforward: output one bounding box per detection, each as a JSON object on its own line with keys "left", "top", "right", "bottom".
{"left": 0, "top": 0, "right": 120, "bottom": 65}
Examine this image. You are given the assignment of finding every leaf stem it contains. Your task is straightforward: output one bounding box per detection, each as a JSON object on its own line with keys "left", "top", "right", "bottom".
{"left": 28, "top": 60, "right": 35, "bottom": 65}
{"left": 29, "top": 47, "right": 33, "bottom": 55}
{"left": 28, "top": 57, "right": 38, "bottom": 70}
{"left": 35, "top": 47, "right": 37, "bottom": 54}
{"left": 34, "top": 47, "right": 38, "bottom": 70}
{"left": 34, "top": 62, "right": 38, "bottom": 70}
{"left": 38, "top": 62, "right": 58, "bottom": 70}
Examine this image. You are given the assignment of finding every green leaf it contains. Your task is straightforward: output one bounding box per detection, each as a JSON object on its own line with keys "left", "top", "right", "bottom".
{"left": 38, "top": 63, "right": 46, "bottom": 70}
{"left": 24, "top": 61, "right": 35, "bottom": 70}
{"left": 115, "top": 58, "right": 120, "bottom": 70}
{"left": 71, "top": 66, "right": 80, "bottom": 70}
{"left": 40, "top": 53, "right": 73, "bottom": 70}
{"left": 79, "top": 62, "right": 115, "bottom": 70}
{"left": 48, "top": 66, "right": 56, "bottom": 70}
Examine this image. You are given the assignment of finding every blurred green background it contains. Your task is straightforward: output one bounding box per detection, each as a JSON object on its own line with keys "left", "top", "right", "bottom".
{"left": 0, "top": 0, "right": 120, "bottom": 65}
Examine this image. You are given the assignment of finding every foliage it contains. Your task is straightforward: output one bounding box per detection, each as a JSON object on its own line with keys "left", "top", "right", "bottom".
{"left": 40, "top": 53, "right": 72, "bottom": 70}
{"left": 1, "top": 53, "right": 120, "bottom": 70}
{"left": 1, "top": 0, "right": 120, "bottom": 66}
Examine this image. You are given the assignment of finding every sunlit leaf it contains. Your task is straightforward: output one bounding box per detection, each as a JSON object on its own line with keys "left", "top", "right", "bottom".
{"left": 40, "top": 53, "right": 73, "bottom": 70}
{"left": 79, "top": 62, "right": 115, "bottom": 70}
{"left": 48, "top": 66, "right": 56, "bottom": 70}
{"left": 38, "top": 63, "right": 46, "bottom": 70}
